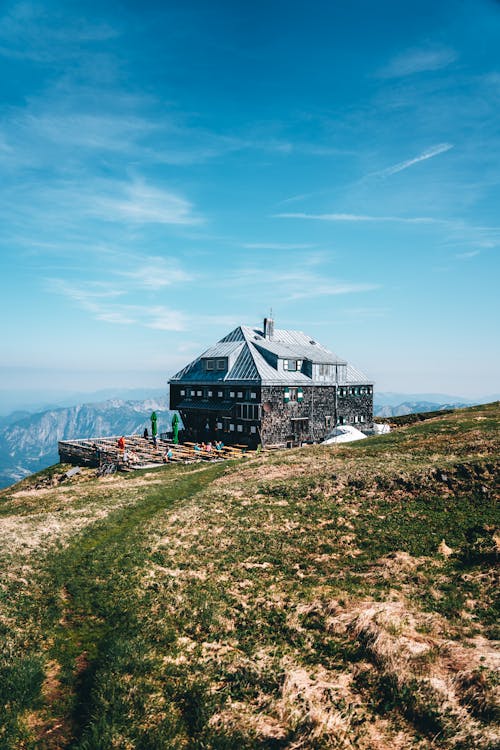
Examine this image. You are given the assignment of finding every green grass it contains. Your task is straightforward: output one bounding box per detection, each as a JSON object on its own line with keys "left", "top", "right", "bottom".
{"left": 0, "top": 403, "right": 498, "bottom": 749}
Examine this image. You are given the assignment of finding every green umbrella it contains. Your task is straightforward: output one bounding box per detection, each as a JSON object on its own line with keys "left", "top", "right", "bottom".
{"left": 151, "top": 411, "right": 158, "bottom": 437}
{"left": 172, "top": 412, "right": 179, "bottom": 444}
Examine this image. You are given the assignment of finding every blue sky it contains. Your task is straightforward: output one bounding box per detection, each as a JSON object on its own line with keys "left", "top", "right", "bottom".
{"left": 1, "top": 0, "right": 499, "bottom": 404}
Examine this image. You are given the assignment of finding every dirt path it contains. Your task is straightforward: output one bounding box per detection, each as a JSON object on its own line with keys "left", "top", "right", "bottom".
{"left": 11, "top": 462, "right": 227, "bottom": 749}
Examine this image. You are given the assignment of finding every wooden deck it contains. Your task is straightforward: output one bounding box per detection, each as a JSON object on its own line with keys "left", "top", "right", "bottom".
{"left": 58, "top": 435, "right": 251, "bottom": 471}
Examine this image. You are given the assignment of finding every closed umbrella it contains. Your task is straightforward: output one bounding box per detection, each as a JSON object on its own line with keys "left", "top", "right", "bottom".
{"left": 151, "top": 411, "right": 158, "bottom": 437}
{"left": 172, "top": 412, "right": 179, "bottom": 444}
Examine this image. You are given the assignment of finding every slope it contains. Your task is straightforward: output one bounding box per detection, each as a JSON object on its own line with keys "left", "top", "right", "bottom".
{"left": 0, "top": 403, "right": 498, "bottom": 749}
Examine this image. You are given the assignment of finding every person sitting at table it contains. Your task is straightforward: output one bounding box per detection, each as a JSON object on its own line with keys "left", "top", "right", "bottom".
{"left": 193, "top": 443, "right": 201, "bottom": 452}
{"left": 206, "top": 442, "right": 212, "bottom": 452}
{"left": 163, "top": 448, "right": 173, "bottom": 463}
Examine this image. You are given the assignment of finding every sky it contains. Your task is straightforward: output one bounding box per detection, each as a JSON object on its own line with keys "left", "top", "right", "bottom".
{"left": 0, "top": 0, "right": 499, "bottom": 407}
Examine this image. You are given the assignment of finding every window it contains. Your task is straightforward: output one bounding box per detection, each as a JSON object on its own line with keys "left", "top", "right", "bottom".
{"left": 283, "top": 359, "right": 298, "bottom": 371}
{"left": 235, "top": 403, "right": 260, "bottom": 420}
{"left": 208, "top": 390, "right": 213, "bottom": 397}
{"left": 325, "top": 415, "right": 333, "bottom": 429}
{"left": 237, "top": 391, "right": 243, "bottom": 399}
{"left": 216, "top": 422, "right": 223, "bottom": 429}
{"left": 291, "top": 418, "right": 309, "bottom": 433}
{"left": 250, "top": 426, "right": 257, "bottom": 434}
{"left": 190, "top": 390, "right": 195, "bottom": 397}
{"left": 360, "top": 415, "right": 365, "bottom": 422}
{"left": 217, "top": 390, "right": 223, "bottom": 398}
{"left": 180, "top": 389, "right": 185, "bottom": 396}
{"left": 229, "top": 423, "right": 235, "bottom": 432}
{"left": 237, "top": 424, "right": 243, "bottom": 432}
{"left": 284, "top": 387, "right": 298, "bottom": 403}
{"left": 206, "top": 359, "right": 214, "bottom": 370}
{"left": 250, "top": 391, "right": 257, "bottom": 399}
{"left": 217, "top": 359, "right": 226, "bottom": 370}
{"left": 230, "top": 391, "right": 235, "bottom": 398}
{"left": 197, "top": 390, "right": 202, "bottom": 397}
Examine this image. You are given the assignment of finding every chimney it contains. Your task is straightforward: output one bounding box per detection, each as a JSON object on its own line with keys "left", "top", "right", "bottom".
{"left": 263, "top": 315, "right": 274, "bottom": 339}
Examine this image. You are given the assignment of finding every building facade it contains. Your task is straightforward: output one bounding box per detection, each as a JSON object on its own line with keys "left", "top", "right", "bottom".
{"left": 169, "top": 319, "right": 373, "bottom": 448}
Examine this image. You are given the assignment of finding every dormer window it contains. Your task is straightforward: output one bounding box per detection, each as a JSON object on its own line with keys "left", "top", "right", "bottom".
{"left": 204, "top": 358, "right": 227, "bottom": 371}
{"left": 283, "top": 359, "right": 301, "bottom": 372}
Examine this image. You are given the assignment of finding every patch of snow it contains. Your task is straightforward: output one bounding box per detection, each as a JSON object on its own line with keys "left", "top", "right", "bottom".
{"left": 322, "top": 425, "right": 367, "bottom": 444}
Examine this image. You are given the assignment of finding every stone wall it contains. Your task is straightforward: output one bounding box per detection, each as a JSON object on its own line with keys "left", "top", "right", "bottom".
{"left": 260, "top": 385, "right": 373, "bottom": 446}
{"left": 171, "top": 382, "right": 373, "bottom": 448}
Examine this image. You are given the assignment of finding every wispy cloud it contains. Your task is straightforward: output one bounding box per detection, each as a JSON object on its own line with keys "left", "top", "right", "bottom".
{"left": 378, "top": 46, "right": 457, "bottom": 78}
{"left": 341, "top": 307, "right": 390, "bottom": 318}
{"left": 455, "top": 250, "right": 481, "bottom": 260}
{"left": 242, "top": 242, "right": 315, "bottom": 250}
{"left": 221, "top": 267, "right": 379, "bottom": 301}
{"left": 48, "top": 280, "right": 188, "bottom": 330}
{"left": 116, "top": 256, "right": 193, "bottom": 290}
{"left": 0, "top": 2, "right": 119, "bottom": 62}
{"left": 370, "top": 143, "right": 454, "bottom": 177}
{"left": 0, "top": 177, "right": 203, "bottom": 228}
{"left": 274, "top": 212, "right": 446, "bottom": 225}
{"left": 92, "top": 180, "right": 202, "bottom": 226}
{"left": 276, "top": 193, "right": 314, "bottom": 206}
{"left": 286, "top": 278, "right": 379, "bottom": 301}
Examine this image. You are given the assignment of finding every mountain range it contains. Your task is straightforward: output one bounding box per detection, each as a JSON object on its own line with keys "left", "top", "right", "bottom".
{"left": 0, "top": 389, "right": 496, "bottom": 489}
{"left": 0, "top": 397, "right": 175, "bottom": 488}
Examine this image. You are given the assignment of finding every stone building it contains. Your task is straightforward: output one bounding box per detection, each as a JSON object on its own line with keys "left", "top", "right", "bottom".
{"left": 169, "top": 318, "right": 373, "bottom": 448}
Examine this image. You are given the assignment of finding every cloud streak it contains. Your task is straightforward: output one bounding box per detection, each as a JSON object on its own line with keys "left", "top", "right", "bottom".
{"left": 48, "top": 280, "right": 188, "bottom": 330}
{"left": 242, "top": 242, "right": 315, "bottom": 250}
{"left": 115, "top": 257, "right": 193, "bottom": 290}
{"left": 93, "top": 181, "right": 202, "bottom": 226}
{"left": 274, "top": 212, "right": 446, "bottom": 225}
{"left": 378, "top": 46, "right": 457, "bottom": 78}
{"left": 371, "top": 143, "right": 454, "bottom": 177}
{"left": 220, "top": 267, "right": 379, "bottom": 302}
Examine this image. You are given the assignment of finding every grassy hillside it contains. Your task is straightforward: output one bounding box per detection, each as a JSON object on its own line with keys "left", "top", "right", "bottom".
{"left": 0, "top": 403, "right": 498, "bottom": 749}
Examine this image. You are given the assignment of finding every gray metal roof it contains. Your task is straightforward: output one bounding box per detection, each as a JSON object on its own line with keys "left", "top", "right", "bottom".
{"left": 169, "top": 324, "right": 372, "bottom": 386}
{"left": 200, "top": 341, "right": 243, "bottom": 358}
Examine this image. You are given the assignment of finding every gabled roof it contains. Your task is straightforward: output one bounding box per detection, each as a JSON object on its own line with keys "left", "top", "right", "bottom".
{"left": 169, "top": 324, "right": 372, "bottom": 385}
